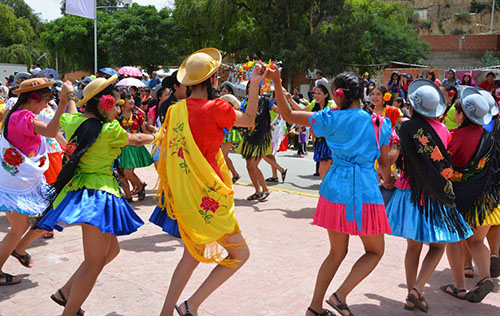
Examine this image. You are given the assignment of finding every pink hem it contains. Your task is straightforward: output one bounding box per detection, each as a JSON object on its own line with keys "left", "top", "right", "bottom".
{"left": 313, "top": 196, "right": 392, "bottom": 236}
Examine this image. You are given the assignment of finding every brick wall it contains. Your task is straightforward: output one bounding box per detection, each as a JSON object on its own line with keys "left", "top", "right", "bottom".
{"left": 383, "top": 68, "right": 441, "bottom": 85}
{"left": 420, "top": 35, "right": 500, "bottom": 51}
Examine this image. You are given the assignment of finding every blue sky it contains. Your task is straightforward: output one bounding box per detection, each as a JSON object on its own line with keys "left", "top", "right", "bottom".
{"left": 24, "top": 0, "right": 173, "bottom": 22}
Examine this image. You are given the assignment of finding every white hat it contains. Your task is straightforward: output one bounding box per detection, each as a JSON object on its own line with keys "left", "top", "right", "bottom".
{"left": 408, "top": 79, "right": 446, "bottom": 118}
{"left": 460, "top": 87, "right": 492, "bottom": 126}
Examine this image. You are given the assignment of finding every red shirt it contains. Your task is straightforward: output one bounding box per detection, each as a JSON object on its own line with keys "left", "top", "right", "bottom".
{"left": 479, "top": 80, "right": 495, "bottom": 92}
{"left": 448, "top": 125, "right": 483, "bottom": 168}
{"left": 187, "top": 98, "right": 236, "bottom": 176}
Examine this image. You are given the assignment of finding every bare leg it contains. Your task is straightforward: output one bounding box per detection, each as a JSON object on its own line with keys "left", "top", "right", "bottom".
{"left": 308, "top": 231, "right": 349, "bottom": 315}
{"left": 466, "top": 226, "right": 491, "bottom": 281}
{"left": 61, "top": 224, "right": 115, "bottom": 316}
{"left": 410, "top": 242, "right": 445, "bottom": 308}
{"left": 445, "top": 242, "right": 467, "bottom": 296}
{"left": 160, "top": 247, "right": 200, "bottom": 316}
{"left": 246, "top": 158, "right": 268, "bottom": 193}
{"left": 55, "top": 234, "right": 120, "bottom": 301}
{"left": 334, "top": 234, "right": 385, "bottom": 303}
{"left": 221, "top": 143, "right": 239, "bottom": 179}
{"left": 14, "top": 228, "right": 47, "bottom": 256}
{"left": 175, "top": 233, "right": 250, "bottom": 316}
{"left": 319, "top": 160, "right": 332, "bottom": 180}
{"left": 404, "top": 240, "right": 423, "bottom": 295}
{"left": 461, "top": 240, "right": 474, "bottom": 277}
{"left": 0, "top": 212, "right": 31, "bottom": 278}
{"left": 123, "top": 169, "right": 143, "bottom": 194}
{"left": 262, "top": 154, "right": 285, "bottom": 178}
{"left": 487, "top": 225, "right": 500, "bottom": 257}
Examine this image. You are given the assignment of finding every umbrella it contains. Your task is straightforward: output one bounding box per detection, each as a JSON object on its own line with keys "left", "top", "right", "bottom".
{"left": 118, "top": 66, "right": 142, "bottom": 78}
{"left": 116, "top": 77, "right": 146, "bottom": 88}
{"left": 39, "top": 68, "right": 59, "bottom": 80}
{"left": 99, "top": 67, "right": 117, "bottom": 76}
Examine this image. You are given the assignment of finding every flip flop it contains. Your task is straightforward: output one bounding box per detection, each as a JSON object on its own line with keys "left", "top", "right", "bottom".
{"left": 0, "top": 273, "right": 21, "bottom": 286}
{"left": 11, "top": 250, "right": 32, "bottom": 268}
{"left": 265, "top": 177, "right": 278, "bottom": 182}
{"left": 174, "top": 301, "right": 193, "bottom": 316}
{"left": 232, "top": 175, "right": 241, "bottom": 183}
{"left": 465, "top": 277, "right": 494, "bottom": 303}
{"left": 440, "top": 284, "right": 467, "bottom": 300}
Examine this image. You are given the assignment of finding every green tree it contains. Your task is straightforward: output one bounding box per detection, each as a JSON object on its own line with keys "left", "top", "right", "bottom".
{"left": 100, "top": 4, "right": 189, "bottom": 72}
{"left": 0, "top": 3, "right": 41, "bottom": 65}
{"left": 0, "top": 0, "right": 44, "bottom": 34}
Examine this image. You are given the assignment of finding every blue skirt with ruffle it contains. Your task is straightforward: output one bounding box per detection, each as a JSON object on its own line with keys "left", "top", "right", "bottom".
{"left": 313, "top": 138, "right": 332, "bottom": 162}
{"left": 386, "top": 188, "right": 473, "bottom": 243}
{"left": 149, "top": 206, "right": 180, "bottom": 238}
{"left": 37, "top": 188, "right": 144, "bottom": 236}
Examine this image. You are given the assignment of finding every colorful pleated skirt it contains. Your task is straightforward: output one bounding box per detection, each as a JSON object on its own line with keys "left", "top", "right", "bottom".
{"left": 313, "top": 196, "right": 392, "bottom": 236}
{"left": 119, "top": 145, "right": 154, "bottom": 169}
{"left": 37, "top": 188, "right": 144, "bottom": 236}
{"left": 386, "top": 188, "right": 473, "bottom": 243}
{"left": 149, "top": 206, "right": 181, "bottom": 238}
{"left": 313, "top": 138, "right": 332, "bottom": 162}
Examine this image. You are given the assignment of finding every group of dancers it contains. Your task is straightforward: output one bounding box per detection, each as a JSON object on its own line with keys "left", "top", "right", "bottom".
{"left": 0, "top": 47, "right": 499, "bottom": 316}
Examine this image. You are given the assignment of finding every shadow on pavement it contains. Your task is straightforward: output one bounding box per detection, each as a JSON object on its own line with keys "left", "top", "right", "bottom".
{"left": 0, "top": 274, "right": 38, "bottom": 302}
{"left": 119, "top": 233, "right": 182, "bottom": 253}
{"left": 105, "top": 312, "right": 125, "bottom": 316}
{"left": 282, "top": 207, "right": 316, "bottom": 220}
{"left": 290, "top": 182, "right": 321, "bottom": 191}
{"left": 298, "top": 174, "right": 321, "bottom": 180}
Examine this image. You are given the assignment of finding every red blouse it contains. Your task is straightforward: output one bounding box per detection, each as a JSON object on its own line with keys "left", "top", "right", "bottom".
{"left": 187, "top": 98, "right": 236, "bottom": 176}
{"left": 448, "top": 125, "right": 483, "bottom": 168}
{"left": 120, "top": 107, "right": 145, "bottom": 133}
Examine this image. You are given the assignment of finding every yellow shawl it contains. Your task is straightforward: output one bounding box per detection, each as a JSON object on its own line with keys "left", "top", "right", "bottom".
{"left": 155, "top": 99, "right": 241, "bottom": 268}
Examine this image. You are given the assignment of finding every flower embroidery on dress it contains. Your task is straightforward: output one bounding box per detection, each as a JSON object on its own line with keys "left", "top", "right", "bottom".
{"left": 440, "top": 168, "right": 453, "bottom": 179}
{"left": 38, "top": 155, "right": 46, "bottom": 167}
{"left": 65, "top": 141, "right": 77, "bottom": 156}
{"left": 170, "top": 122, "right": 190, "bottom": 174}
{"left": 2, "top": 147, "right": 25, "bottom": 176}
{"left": 430, "top": 146, "right": 444, "bottom": 161}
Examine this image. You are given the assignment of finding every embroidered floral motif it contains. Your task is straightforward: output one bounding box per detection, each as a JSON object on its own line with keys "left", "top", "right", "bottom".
{"left": 170, "top": 122, "right": 190, "bottom": 174}
{"left": 66, "top": 141, "right": 77, "bottom": 156}
{"left": 430, "top": 146, "right": 444, "bottom": 161}
{"left": 477, "top": 157, "right": 487, "bottom": 170}
{"left": 451, "top": 171, "right": 463, "bottom": 182}
{"left": 2, "top": 148, "right": 25, "bottom": 176}
{"left": 440, "top": 168, "right": 453, "bottom": 179}
{"left": 418, "top": 135, "right": 429, "bottom": 146}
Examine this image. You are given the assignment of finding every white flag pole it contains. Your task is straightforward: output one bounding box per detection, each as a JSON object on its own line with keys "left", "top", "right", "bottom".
{"left": 94, "top": 0, "right": 97, "bottom": 74}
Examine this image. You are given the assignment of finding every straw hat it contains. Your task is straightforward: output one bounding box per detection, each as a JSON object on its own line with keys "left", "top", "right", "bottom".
{"left": 13, "top": 78, "right": 54, "bottom": 95}
{"left": 460, "top": 86, "right": 492, "bottom": 126}
{"left": 76, "top": 74, "right": 118, "bottom": 107}
{"left": 408, "top": 79, "right": 446, "bottom": 118}
{"left": 220, "top": 94, "right": 240, "bottom": 110}
{"left": 177, "top": 48, "right": 221, "bottom": 86}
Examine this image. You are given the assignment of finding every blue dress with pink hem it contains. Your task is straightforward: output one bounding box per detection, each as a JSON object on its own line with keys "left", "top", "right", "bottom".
{"left": 309, "top": 108, "right": 392, "bottom": 235}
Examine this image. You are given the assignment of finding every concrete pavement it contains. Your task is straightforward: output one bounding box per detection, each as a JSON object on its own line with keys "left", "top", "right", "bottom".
{"left": 0, "top": 166, "right": 499, "bottom": 316}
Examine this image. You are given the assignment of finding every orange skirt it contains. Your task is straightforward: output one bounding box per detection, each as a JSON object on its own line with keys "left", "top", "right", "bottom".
{"left": 44, "top": 152, "right": 63, "bottom": 185}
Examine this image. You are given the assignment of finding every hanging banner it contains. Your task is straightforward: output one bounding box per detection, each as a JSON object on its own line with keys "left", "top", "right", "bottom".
{"left": 65, "top": 0, "right": 95, "bottom": 19}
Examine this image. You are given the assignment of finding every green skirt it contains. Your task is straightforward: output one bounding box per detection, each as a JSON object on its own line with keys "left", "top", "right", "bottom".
{"left": 223, "top": 128, "right": 243, "bottom": 144}
{"left": 119, "top": 145, "right": 154, "bottom": 169}
{"left": 236, "top": 132, "right": 272, "bottom": 159}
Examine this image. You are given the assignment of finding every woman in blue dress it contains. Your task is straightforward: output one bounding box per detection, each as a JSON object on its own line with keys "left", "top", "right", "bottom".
{"left": 271, "top": 68, "right": 394, "bottom": 316}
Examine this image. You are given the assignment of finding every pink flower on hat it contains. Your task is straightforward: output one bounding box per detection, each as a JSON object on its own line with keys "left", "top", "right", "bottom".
{"left": 99, "top": 95, "right": 115, "bottom": 111}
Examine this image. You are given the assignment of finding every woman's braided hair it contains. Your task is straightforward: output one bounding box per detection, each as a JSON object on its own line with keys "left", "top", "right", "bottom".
{"left": 333, "top": 72, "right": 364, "bottom": 110}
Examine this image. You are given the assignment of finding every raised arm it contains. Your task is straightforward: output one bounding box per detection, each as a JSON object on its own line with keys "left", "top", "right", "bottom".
{"left": 33, "top": 82, "right": 73, "bottom": 138}
{"left": 234, "top": 63, "right": 267, "bottom": 127}
{"left": 127, "top": 132, "right": 155, "bottom": 146}
{"left": 285, "top": 92, "right": 308, "bottom": 111}
{"left": 267, "top": 66, "right": 313, "bottom": 127}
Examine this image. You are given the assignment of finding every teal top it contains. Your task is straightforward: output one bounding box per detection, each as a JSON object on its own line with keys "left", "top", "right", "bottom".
{"left": 54, "top": 113, "right": 128, "bottom": 207}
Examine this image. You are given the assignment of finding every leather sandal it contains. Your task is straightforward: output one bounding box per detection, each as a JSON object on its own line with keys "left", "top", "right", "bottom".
{"left": 465, "top": 277, "right": 494, "bottom": 303}
{"left": 50, "top": 289, "right": 85, "bottom": 315}
{"left": 307, "top": 307, "right": 334, "bottom": 315}
{"left": 11, "top": 250, "right": 32, "bottom": 268}
{"left": 464, "top": 266, "right": 474, "bottom": 278}
{"left": 440, "top": 284, "right": 467, "bottom": 300}
{"left": 0, "top": 273, "right": 21, "bottom": 286}
{"left": 174, "top": 300, "right": 193, "bottom": 316}
{"left": 407, "top": 288, "right": 428, "bottom": 313}
{"left": 326, "top": 292, "right": 353, "bottom": 316}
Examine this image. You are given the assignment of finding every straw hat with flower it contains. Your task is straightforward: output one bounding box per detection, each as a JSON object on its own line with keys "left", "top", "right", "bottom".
{"left": 76, "top": 74, "right": 118, "bottom": 107}
{"left": 177, "top": 48, "right": 221, "bottom": 86}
